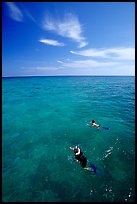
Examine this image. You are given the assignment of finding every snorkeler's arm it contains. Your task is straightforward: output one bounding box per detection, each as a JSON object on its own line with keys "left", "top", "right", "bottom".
{"left": 75, "top": 148, "right": 80, "bottom": 155}
{"left": 69, "top": 147, "right": 74, "bottom": 151}
{"left": 93, "top": 123, "right": 100, "bottom": 127}
{"left": 87, "top": 122, "right": 92, "bottom": 126}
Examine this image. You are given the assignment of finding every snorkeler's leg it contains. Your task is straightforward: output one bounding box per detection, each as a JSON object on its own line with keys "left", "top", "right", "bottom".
{"left": 84, "top": 167, "right": 94, "bottom": 172}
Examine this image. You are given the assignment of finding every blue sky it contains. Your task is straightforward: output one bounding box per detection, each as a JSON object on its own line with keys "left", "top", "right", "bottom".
{"left": 2, "top": 2, "right": 135, "bottom": 77}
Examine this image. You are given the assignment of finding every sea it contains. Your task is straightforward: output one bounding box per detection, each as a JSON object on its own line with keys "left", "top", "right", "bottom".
{"left": 2, "top": 76, "right": 135, "bottom": 202}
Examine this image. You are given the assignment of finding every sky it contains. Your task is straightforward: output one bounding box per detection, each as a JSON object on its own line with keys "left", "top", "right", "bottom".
{"left": 2, "top": 2, "right": 135, "bottom": 77}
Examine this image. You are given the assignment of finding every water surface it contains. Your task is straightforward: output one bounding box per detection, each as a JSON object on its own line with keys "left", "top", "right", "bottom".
{"left": 2, "top": 76, "right": 135, "bottom": 202}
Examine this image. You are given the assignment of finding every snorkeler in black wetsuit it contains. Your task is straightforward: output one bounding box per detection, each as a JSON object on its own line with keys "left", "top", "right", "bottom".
{"left": 74, "top": 146, "right": 87, "bottom": 168}
{"left": 69, "top": 146, "right": 95, "bottom": 172}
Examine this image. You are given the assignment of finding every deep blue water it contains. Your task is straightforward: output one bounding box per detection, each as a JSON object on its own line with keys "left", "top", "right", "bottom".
{"left": 2, "top": 76, "right": 135, "bottom": 202}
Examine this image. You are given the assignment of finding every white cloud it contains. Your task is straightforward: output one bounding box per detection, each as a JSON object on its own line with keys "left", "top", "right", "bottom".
{"left": 22, "top": 5, "right": 36, "bottom": 23}
{"left": 5, "top": 2, "right": 23, "bottom": 22}
{"left": 35, "top": 67, "right": 58, "bottom": 70}
{"left": 61, "top": 59, "right": 119, "bottom": 69}
{"left": 21, "top": 58, "right": 134, "bottom": 76}
{"left": 22, "top": 66, "right": 58, "bottom": 71}
{"left": 57, "top": 60, "right": 64, "bottom": 64}
{"left": 108, "top": 48, "right": 135, "bottom": 60}
{"left": 68, "top": 47, "right": 135, "bottom": 75}
{"left": 39, "top": 39, "right": 65, "bottom": 46}
{"left": 70, "top": 49, "right": 106, "bottom": 57}
{"left": 5, "top": 2, "right": 36, "bottom": 23}
{"left": 42, "top": 13, "right": 88, "bottom": 48}
{"left": 70, "top": 47, "right": 135, "bottom": 60}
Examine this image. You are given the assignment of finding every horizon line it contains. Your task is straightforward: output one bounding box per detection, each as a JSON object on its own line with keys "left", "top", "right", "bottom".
{"left": 2, "top": 75, "right": 135, "bottom": 78}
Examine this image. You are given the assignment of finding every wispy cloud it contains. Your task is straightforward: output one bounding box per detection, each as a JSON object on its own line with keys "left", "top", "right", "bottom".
{"left": 5, "top": 2, "right": 23, "bottom": 22}
{"left": 39, "top": 38, "right": 65, "bottom": 46}
{"left": 59, "top": 59, "right": 119, "bottom": 69}
{"left": 57, "top": 60, "right": 64, "bottom": 64}
{"left": 42, "top": 13, "right": 88, "bottom": 48}
{"left": 5, "top": 2, "right": 36, "bottom": 23}
{"left": 55, "top": 46, "right": 135, "bottom": 75}
{"left": 21, "top": 4, "right": 36, "bottom": 23}
{"left": 22, "top": 66, "right": 59, "bottom": 71}
{"left": 70, "top": 47, "right": 135, "bottom": 60}
{"left": 34, "top": 66, "right": 58, "bottom": 71}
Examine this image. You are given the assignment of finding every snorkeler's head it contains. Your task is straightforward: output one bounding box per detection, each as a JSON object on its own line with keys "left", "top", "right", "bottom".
{"left": 74, "top": 146, "right": 78, "bottom": 153}
{"left": 92, "top": 120, "right": 95, "bottom": 123}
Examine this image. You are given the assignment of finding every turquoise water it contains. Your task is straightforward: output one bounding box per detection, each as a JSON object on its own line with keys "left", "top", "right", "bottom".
{"left": 2, "top": 76, "right": 135, "bottom": 202}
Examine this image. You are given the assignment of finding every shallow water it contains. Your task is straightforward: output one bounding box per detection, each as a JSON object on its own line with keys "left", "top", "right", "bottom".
{"left": 2, "top": 76, "right": 135, "bottom": 202}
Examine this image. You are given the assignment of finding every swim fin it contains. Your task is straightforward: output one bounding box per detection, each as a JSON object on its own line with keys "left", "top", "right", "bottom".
{"left": 102, "top": 127, "right": 109, "bottom": 131}
{"left": 89, "top": 163, "right": 96, "bottom": 173}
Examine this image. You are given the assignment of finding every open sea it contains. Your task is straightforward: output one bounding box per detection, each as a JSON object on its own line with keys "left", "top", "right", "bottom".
{"left": 2, "top": 76, "right": 135, "bottom": 202}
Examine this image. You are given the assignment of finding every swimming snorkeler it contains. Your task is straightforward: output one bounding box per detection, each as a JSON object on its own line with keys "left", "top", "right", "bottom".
{"left": 87, "top": 120, "right": 100, "bottom": 129}
{"left": 87, "top": 120, "right": 109, "bottom": 131}
{"left": 69, "top": 146, "right": 95, "bottom": 172}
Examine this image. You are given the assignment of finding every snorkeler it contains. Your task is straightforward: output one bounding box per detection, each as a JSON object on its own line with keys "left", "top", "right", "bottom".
{"left": 69, "top": 146, "right": 95, "bottom": 172}
{"left": 91, "top": 120, "right": 100, "bottom": 127}
{"left": 87, "top": 120, "right": 109, "bottom": 131}
{"left": 87, "top": 120, "right": 100, "bottom": 128}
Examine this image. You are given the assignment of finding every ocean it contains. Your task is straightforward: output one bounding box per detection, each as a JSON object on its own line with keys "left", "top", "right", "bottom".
{"left": 2, "top": 76, "right": 135, "bottom": 202}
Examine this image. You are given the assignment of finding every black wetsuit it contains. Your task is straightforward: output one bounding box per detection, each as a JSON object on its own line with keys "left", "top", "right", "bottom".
{"left": 75, "top": 151, "right": 87, "bottom": 168}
